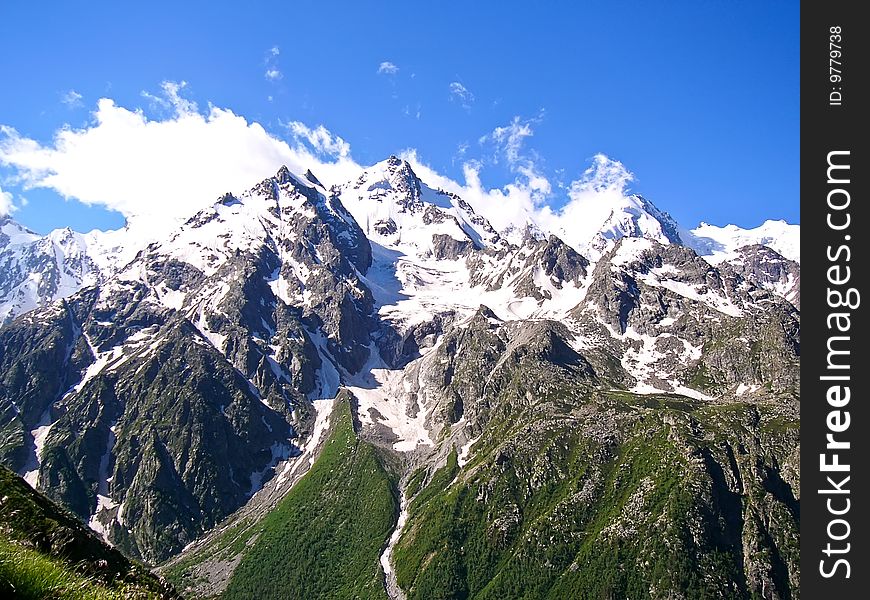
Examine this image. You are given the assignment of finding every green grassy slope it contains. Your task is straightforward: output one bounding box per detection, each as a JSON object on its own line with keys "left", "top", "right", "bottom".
{"left": 393, "top": 393, "right": 799, "bottom": 600}
{"left": 0, "top": 466, "right": 178, "bottom": 599}
{"left": 220, "top": 399, "right": 397, "bottom": 600}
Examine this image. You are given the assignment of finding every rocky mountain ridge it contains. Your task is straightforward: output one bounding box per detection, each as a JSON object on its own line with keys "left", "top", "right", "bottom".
{"left": 0, "top": 158, "right": 799, "bottom": 598}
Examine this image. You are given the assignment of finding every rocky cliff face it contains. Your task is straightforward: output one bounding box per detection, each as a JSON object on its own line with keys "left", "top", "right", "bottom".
{"left": 0, "top": 159, "right": 799, "bottom": 598}
{"left": 0, "top": 167, "right": 379, "bottom": 563}
{"left": 721, "top": 244, "right": 801, "bottom": 309}
{"left": 375, "top": 304, "right": 798, "bottom": 599}
{"left": 574, "top": 238, "right": 800, "bottom": 397}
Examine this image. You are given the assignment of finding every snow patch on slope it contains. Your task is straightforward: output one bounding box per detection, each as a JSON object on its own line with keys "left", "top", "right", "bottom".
{"left": 347, "top": 346, "right": 434, "bottom": 452}
{"left": 381, "top": 491, "right": 410, "bottom": 600}
{"left": 274, "top": 397, "right": 335, "bottom": 488}
{"left": 22, "top": 409, "right": 54, "bottom": 488}
{"left": 458, "top": 435, "right": 482, "bottom": 467}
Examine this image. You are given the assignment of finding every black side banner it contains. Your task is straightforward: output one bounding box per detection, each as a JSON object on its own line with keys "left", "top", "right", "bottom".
{"left": 801, "top": 1, "right": 868, "bottom": 597}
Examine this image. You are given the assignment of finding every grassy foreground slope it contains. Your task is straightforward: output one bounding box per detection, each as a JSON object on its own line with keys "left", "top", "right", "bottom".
{"left": 221, "top": 398, "right": 396, "bottom": 600}
{"left": 0, "top": 466, "right": 178, "bottom": 599}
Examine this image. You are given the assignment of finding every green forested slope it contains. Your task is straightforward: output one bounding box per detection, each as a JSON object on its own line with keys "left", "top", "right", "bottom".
{"left": 220, "top": 399, "right": 396, "bottom": 600}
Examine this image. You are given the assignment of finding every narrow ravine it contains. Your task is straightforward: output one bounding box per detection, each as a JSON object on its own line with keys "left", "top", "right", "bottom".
{"left": 381, "top": 487, "right": 409, "bottom": 600}
{"left": 88, "top": 420, "right": 119, "bottom": 541}
{"left": 21, "top": 408, "right": 54, "bottom": 487}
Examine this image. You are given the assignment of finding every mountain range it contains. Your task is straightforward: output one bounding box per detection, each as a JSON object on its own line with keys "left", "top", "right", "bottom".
{"left": 0, "top": 156, "right": 799, "bottom": 599}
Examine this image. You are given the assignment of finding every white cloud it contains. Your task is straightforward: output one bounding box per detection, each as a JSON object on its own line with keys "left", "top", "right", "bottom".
{"left": 0, "top": 89, "right": 363, "bottom": 230}
{"left": 61, "top": 90, "right": 83, "bottom": 108}
{"left": 475, "top": 114, "right": 551, "bottom": 209}
{"left": 286, "top": 122, "right": 351, "bottom": 158}
{"left": 377, "top": 61, "right": 399, "bottom": 75}
{"left": 482, "top": 114, "right": 542, "bottom": 166}
{"left": 0, "top": 185, "right": 15, "bottom": 216}
{"left": 448, "top": 82, "right": 474, "bottom": 111}
{"left": 7, "top": 88, "right": 556, "bottom": 235}
{"left": 264, "top": 47, "right": 283, "bottom": 82}
{"left": 0, "top": 88, "right": 646, "bottom": 257}
{"left": 140, "top": 80, "right": 198, "bottom": 114}
{"left": 161, "top": 81, "right": 198, "bottom": 113}
{"left": 568, "top": 153, "right": 634, "bottom": 196}
{"left": 140, "top": 90, "right": 168, "bottom": 110}
{"left": 402, "top": 103, "right": 422, "bottom": 120}
{"left": 403, "top": 150, "right": 639, "bottom": 246}
{"left": 534, "top": 154, "right": 638, "bottom": 252}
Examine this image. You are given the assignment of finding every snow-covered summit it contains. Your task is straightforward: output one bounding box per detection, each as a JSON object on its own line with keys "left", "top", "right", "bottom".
{"left": 1, "top": 217, "right": 106, "bottom": 323}
{"left": 533, "top": 154, "right": 684, "bottom": 262}
{"left": 568, "top": 192, "right": 683, "bottom": 261}
{"left": 687, "top": 219, "right": 800, "bottom": 264}
{"left": 0, "top": 156, "right": 800, "bottom": 325}
{"left": 336, "top": 156, "right": 502, "bottom": 258}
{"left": 548, "top": 190, "right": 684, "bottom": 263}
{"left": 1, "top": 217, "right": 40, "bottom": 248}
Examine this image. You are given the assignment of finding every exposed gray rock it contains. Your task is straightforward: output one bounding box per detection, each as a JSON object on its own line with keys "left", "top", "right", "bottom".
{"left": 721, "top": 244, "right": 801, "bottom": 308}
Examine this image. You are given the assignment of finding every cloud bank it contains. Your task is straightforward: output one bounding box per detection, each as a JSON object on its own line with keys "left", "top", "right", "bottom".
{"left": 0, "top": 88, "right": 644, "bottom": 252}
{"left": 0, "top": 185, "right": 15, "bottom": 217}
{"left": 61, "top": 90, "right": 84, "bottom": 108}
{"left": 0, "top": 84, "right": 361, "bottom": 228}
{"left": 285, "top": 121, "right": 351, "bottom": 158}
{"left": 264, "top": 46, "right": 283, "bottom": 81}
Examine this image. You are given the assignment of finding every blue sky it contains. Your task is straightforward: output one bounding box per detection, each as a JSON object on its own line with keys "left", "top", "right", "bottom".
{"left": 0, "top": 0, "right": 799, "bottom": 235}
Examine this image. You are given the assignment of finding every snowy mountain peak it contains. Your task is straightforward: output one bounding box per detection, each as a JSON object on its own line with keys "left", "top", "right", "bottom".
{"left": 337, "top": 157, "right": 501, "bottom": 258}
{"left": 273, "top": 164, "right": 322, "bottom": 191}
{"left": 687, "top": 219, "right": 800, "bottom": 264}
{"left": 0, "top": 216, "right": 41, "bottom": 248}
{"left": 500, "top": 219, "right": 548, "bottom": 246}
{"left": 304, "top": 169, "right": 324, "bottom": 188}
{"left": 0, "top": 159, "right": 800, "bottom": 326}
{"left": 275, "top": 164, "right": 293, "bottom": 184}
{"left": 532, "top": 154, "right": 683, "bottom": 262}
{"left": 552, "top": 191, "right": 684, "bottom": 263}
{"left": 0, "top": 217, "right": 106, "bottom": 324}
{"left": 367, "top": 156, "right": 425, "bottom": 201}
{"left": 130, "top": 162, "right": 369, "bottom": 289}
{"left": 384, "top": 154, "right": 408, "bottom": 173}
{"left": 633, "top": 195, "right": 683, "bottom": 243}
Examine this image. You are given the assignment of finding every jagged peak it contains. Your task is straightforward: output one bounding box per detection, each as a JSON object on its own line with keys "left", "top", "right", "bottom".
{"left": 376, "top": 155, "right": 419, "bottom": 182}
{"left": 633, "top": 195, "right": 682, "bottom": 242}
{"left": 275, "top": 165, "right": 293, "bottom": 184}
{"left": 45, "top": 226, "right": 82, "bottom": 246}
{"left": 1, "top": 216, "right": 41, "bottom": 245}
{"left": 304, "top": 169, "right": 324, "bottom": 188}
{"left": 271, "top": 164, "right": 320, "bottom": 191}
{"left": 476, "top": 304, "right": 501, "bottom": 321}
